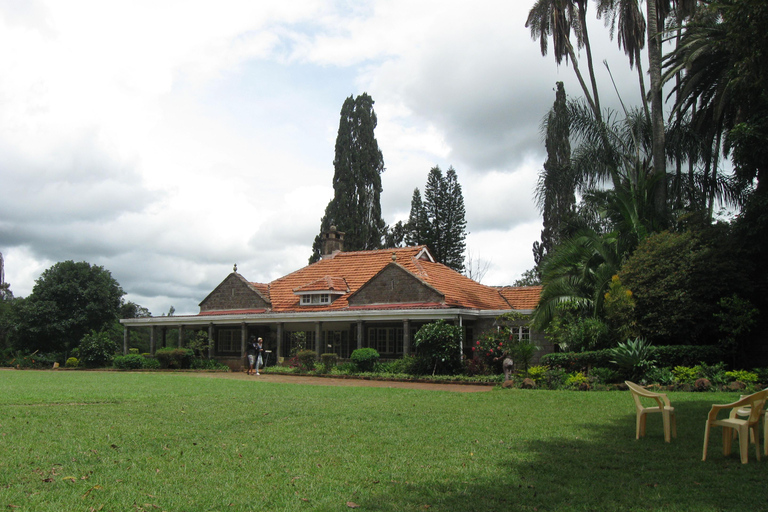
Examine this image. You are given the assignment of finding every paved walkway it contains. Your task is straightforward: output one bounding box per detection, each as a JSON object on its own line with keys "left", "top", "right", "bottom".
{"left": 186, "top": 371, "right": 495, "bottom": 393}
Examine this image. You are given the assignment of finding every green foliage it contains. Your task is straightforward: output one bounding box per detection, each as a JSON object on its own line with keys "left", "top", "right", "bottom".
{"left": 724, "top": 370, "right": 758, "bottom": 385}
{"left": 12, "top": 261, "right": 124, "bottom": 354}
{"left": 672, "top": 366, "right": 698, "bottom": 385}
{"left": 619, "top": 229, "right": 748, "bottom": 345}
{"left": 190, "top": 358, "right": 229, "bottom": 371}
{"left": 188, "top": 331, "right": 213, "bottom": 359}
{"left": 294, "top": 349, "right": 317, "bottom": 372}
{"left": 405, "top": 166, "right": 468, "bottom": 272}
{"left": 320, "top": 353, "right": 338, "bottom": 373}
{"left": 527, "top": 365, "right": 548, "bottom": 385}
{"left": 311, "top": 93, "right": 385, "bottom": 262}
{"left": 643, "top": 367, "right": 675, "bottom": 386}
{"left": 78, "top": 331, "right": 118, "bottom": 368}
{"left": 608, "top": 338, "right": 655, "bottom": 380}
{"left": 65, "top": 357, "right": 79, "bottom": 368}
{"left": 565, "top": 371, "right": 589, "bottom": 389}
{"left": 128, "top": 348, "right": 139, "bottom": 355}
{"left": 142, "top": 357, "right": 161, "bottom": 370}
{"left": 602, "top": 274, "right": 638, "bottom": 344}
{"left": 350, "top": 348, "right": 379, "bottom": 372}
{"left": 589, "top": 367, "right": 620, "bottom": 385}
{"left": 413, "top": 320, "right": 462, "bottom": 376}
{"left": 154, "top": 348, "right": 194, "bottom": 369}
{"left": 113, "top": 354, "right": 146, "bottom": 370}
{"left": 714, "top": 294, "right": 759, "bottom": 366}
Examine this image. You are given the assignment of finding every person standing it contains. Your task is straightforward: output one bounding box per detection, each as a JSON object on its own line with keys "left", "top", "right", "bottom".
{"left": 255, "top": 337, "right": 265, "bottom": 375}
{"left": 246, "top": 336, "right": 258, "bottom": 375}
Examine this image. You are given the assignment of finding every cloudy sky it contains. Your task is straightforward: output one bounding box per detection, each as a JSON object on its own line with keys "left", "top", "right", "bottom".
{"left": 0, "top": 0, "right": 644, "bottom": 315}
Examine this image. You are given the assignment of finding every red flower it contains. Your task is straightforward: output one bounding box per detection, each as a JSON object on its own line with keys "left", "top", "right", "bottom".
{"left": 471, "top": 347, "right": 475, "bottom": 351}
{"left": 476, "top": 341, "right": 480, "bottom": 345}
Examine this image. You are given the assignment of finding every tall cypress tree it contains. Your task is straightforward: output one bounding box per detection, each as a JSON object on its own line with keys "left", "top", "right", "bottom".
{"left": 406, "top": 166, "right": 467, "bottom": 273}
{"left": 310, "top": 93, "right": 386, "bottom": 262}
{"left": 534, "top": 81, "right": 575, "bottom": 268}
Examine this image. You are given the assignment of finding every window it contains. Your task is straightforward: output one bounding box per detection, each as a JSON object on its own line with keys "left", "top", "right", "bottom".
{"left": 367, "top": 327, "right": 403, "bottom": 356}
{"left": 218, "top": 329, "right": 240, "bottom": 353}
{"left": 509, "top": 325, "right": 530, "bottom": 343}
{"left": 300, "top": 294, "right": 331, "bottom": 305}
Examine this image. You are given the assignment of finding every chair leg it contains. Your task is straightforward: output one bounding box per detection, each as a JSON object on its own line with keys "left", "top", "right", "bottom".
{"left": 722, "top": 427, "right": 733, "bottom": 457}
{"left": 738, "top": 426, "right": 749, "bottom": 464}
{"left": 637, "top": 412, "right": 646, "bottom": 439}
{"left": 702, "top": 423, "right": 710, "bottom": 461}
{"left": 753, "top": 424, "right": 761, "bottom": 462}
{"left": 671, "top": 411, "right": 677, "bottom": 439}
{"left": 764, "top": 415, "right": 768, "bottom": 457}
{"left": 662, "top": 411, "right": 671, "bottom": 443}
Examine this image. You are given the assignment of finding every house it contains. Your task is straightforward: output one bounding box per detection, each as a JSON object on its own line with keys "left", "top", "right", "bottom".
{"left": 120, "top": 228, "right": 547, "bottom": 370}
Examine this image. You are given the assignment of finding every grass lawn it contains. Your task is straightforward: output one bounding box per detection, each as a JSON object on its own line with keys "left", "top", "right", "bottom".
{"left": 0, "top": 371, "right": 765, "bottom": 511}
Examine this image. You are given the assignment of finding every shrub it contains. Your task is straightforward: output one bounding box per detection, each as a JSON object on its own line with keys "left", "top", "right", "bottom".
{"left": 463, "top": 358, "right": 491, "bottom": 377}
{"left": 387, "top": 355, "right": 418, "bottom": 375}
{"left": 414, "top": 320, "right": 462, "bottom": 376}
{"left": 672, "top": 366, "right": 698, "bottom": 385}
{"left": 65, "top": 357, "right": 79, "bottom": 368}
{"left": 724, "top": 370, "right": 759, "bottom": 385}
{"left": 113, "top": 354, "right": 146, "bottom": 370}
{"left": 295, "top": 350, "right": 316, "bottom": 372}
{"left": 155, "top": 348, "right": 194, "bottom": 369}
{"left": 565, "top": 371, "right": 590, "bottom": 390}
{"left": 527, "top": 365, "right": 548, "bottom": 385}
{"left": 350, "top": 348, "right": 380, "bottom": 372}
{"left": 320, "top": 353, "right": 338, "bottom": 373}
{"left": 78, "top": 331, "right": 118, "bottom": 368}
{"left": 142, "top": 358, "right": 161, "bottom": 370}
{"left": 589, "top": 367, "right": 620, "bottom": 385}
{"left": 643, "top": 366, "right": 675, "bottom": 386}
{"left": 697, "top": 361, "right": 727, "bottom": 386}
{"left": 128, "top": 348, "right": 140, "bottom": 355}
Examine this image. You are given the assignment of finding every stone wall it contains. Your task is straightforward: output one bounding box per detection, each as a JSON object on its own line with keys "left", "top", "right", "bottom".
{"left": 200, "top": 273, "right": 270, "bottom": 312}
{"left": 349, "top": 263, "right": 443, "bottom": 306}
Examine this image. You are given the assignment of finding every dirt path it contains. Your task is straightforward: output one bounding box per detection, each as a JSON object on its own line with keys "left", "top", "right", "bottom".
{"left": 185, "top": 371, "right": 495, "bottom": 393}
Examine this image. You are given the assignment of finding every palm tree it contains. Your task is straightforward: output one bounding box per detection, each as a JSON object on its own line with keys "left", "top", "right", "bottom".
{"left": 532, "top": 229, "right": 627, "bottom": 330}
{"left": 526, "top": 0, "right": 602, "bottom": 122}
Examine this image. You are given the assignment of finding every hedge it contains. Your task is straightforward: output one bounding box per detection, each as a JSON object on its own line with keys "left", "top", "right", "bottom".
{"left": 541, "top": 345, "right": 727, "bottom": 372}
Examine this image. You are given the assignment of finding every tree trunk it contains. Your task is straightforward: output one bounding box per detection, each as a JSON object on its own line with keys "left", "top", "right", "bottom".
{"left": 647, "top": 0, "right": 667, "bottom": 223}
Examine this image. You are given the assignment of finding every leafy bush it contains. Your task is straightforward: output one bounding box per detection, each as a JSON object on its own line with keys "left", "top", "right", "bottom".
{"left": 541, "top": 350, "right": 614, "bottom": 372}
{"left": 350, "top": 348, "right": 380, "bottom": 372}
{"left": 129, "top": 348, "right": 140, "bottom": 355}
{"left": 527, "top": 365, "right": 548, "bottom": 385}
{"left": 697, "top": 361, "right": 727, "bottom": 386}
{"left": 154, "top": 348, "right": 194, "bottom": 369}
{"left": 671, "top": 366, "right": 698, "bottom": 385}
{"left": 320, "top": 353, "right": 338, "bottom": 373}
{"left": 294, "top": 349, "right": 316, "bottom": 372}
{"left": 65, "top": 357, "right": 79, "bottom": 368}
{"left": 463, "top": 358, "right": 491, "bottom": 377}
{"left": 643, "top": 367, "right": 675, "bottom": 386}
{"left": 652, "top": 345, "right": 725, "bottom": 367}
{"left": 387, "top": 354, "right": 418, "bottom": 375}
{"left": 78, "top": 331, "right": 118, "bottom": 368}
{"left": 725, "top": 370, "right": 758, "bottom": 385}
{"left": 142, "top": 357, "right": 161, "bottom": 370}
{"left": 113, "top": 354, "right": 146, "bottom": 370}
{"left": 565, "top": 371, "right": 589, "bottom": 389}
{"left": 414, "top": 320, "right": 463, "bottom": 376}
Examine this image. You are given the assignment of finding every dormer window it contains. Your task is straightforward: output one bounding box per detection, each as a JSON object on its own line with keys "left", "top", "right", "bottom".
{"left": 300, "top": 293, "right": 331, "bottom": 305}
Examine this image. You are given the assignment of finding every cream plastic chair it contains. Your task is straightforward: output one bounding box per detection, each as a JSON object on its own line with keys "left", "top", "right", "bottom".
{"left": 625, "top": 381, "right": 677, "bottom": 443}
{"left": 702, "top": 389, "right": 768, "bottom": 464}
{"left": 732, "top": 389, "right": 768, "bottom": 457}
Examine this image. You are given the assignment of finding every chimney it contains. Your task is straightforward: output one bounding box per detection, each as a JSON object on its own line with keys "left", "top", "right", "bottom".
{"left": 321, "top": 226, "right": 345, "bottom": 259}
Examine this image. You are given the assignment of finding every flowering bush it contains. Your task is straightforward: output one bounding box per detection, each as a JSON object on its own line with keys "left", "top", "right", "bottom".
{"left": 472, "top": 329, "right": 512, "bottom": 370}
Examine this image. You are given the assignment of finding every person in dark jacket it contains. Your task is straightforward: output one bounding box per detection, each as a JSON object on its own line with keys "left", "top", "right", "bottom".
{"left": 255, "top": 337, "right": 265, "bottom": 375}
{"left": 246, "top": 336, "right": 258, "bottom": 375}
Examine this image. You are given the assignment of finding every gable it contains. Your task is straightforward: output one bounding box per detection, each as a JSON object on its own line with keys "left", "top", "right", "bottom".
{"left": 199, "top": 273, "right": 271, "bottom": 312}
{"left": 348, "top": 263, "right": 443, "bottom": 306}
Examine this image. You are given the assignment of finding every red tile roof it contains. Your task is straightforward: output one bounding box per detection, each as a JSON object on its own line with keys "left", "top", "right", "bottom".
{"left": 243, "top": 246, "right": 540, "bottom": 313}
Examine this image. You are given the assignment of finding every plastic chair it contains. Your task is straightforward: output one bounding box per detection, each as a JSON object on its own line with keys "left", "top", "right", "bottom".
{"left": 625, "top": 381, "right": 677, "bottom": 443}
{"left": 732, "top": 389, "right": 768, "bottom": 457}
{"left": 702, "top": 389, "right": 768, "bottom": 464}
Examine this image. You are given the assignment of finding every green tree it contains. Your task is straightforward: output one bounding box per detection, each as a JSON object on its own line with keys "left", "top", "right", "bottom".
{"left": 535, "top": 81, "right": 576, "bottom": 266}
{"left": 619, "top": 228, "right": 749, "bottom": 345}
{"left": 13, "top": 261, "right": 124, "bottom": 355}
{"left": 413, "top": 320, "right": 463, "bottom": 376}
{"left": 310, "top": 93, "right": 386, "bottom": 262}
{"left": 407, "top": 166, "right": 468, "bottom": 272}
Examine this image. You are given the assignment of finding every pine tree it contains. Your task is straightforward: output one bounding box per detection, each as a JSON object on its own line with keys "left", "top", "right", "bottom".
{"left": 406, "top": 166, "right": 467, "bottom": 272}
{"left": 310, "top": 93, "right": 386, "bottom": 262}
